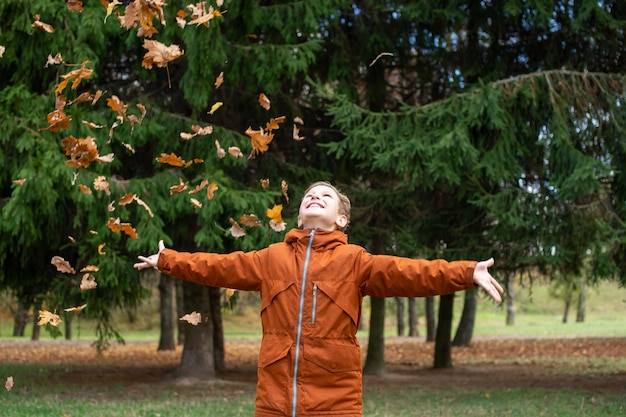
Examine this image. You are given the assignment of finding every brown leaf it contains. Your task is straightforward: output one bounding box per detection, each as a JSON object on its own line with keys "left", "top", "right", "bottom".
{"left": 141, "top": 39, "right": 184, "bottom": 69}
{"left": 80, "top": 273, "right": 98, "bottom": 290}
{"left": 51, "top": 256, "right": 76, "bottom": 274}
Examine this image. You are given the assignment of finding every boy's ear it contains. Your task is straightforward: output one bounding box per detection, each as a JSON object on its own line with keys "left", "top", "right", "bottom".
{"left": 297, "top": 215, "right": 302, "bottom": 228}
{"left": 335, "top": 215, "right": 348, "bottom": 229}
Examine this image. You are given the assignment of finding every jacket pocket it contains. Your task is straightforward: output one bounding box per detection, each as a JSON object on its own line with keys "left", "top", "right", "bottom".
{"left": 313, "top": 280, "right": 361, "bottom": 327}
{"left": 260, "top": 279, "right": 294, "bottom": 314}
{"left": 301, "top": 341, "right": 362, "bottom": 412}
{"left": 256, "top": 339, "right": 291, "bottom": 412}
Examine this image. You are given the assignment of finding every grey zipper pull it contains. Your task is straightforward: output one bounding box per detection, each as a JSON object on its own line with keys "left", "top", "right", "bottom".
{"left": 312, "top": 283, "right": 318, "bottom": 324}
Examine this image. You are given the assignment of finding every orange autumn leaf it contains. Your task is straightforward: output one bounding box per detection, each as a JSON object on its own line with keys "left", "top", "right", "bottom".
{"left": 80, "top": 273, "right": 98, "bottom": 290}
{"left": 141, "top": 39, "right": 184, "bottom": 68}
{"left": 258, "top": 93, "right": 271, "bottom": 110}
{"left": 260, "top": 178, "right": 270, "bottom": 189}
{"left": 214, "top": 71, "right": 224, "bottom": 88}
{"left": 190, "top": 197, "right": 202, "bottom": 208}
{"left": 64, "top": 303, "right": 88, "bottom": 313}
{"left": 169, "top": 178, "right": 189, "bottom": 195}
{"left": 41, "top": 109, "right": 72, "bottom": 133}
{"left": 54, "top": 60, "right": 93, "bottom": 95}
{"left": 207, "top": 182, "right": 218, "bottom": 200}
{"left": 118, "top": 193, "right": 135, "bottom": 205}
{"left": 67, "top": 0, "right": 84, "bottom": 12}
{"left": 240, "top": 214, "right": 261, "bottom": 227}
{"left": 179, "top": 311, "right": 202, "bottom": 325}
{"left": 12, "top": 179, "right": 26, "bottom": 186}
{"left": 293, "top": 123, "right": 305, "bottom": 141}
{"left": 38, "top": 310, "right": 62, "bottom": 327}
{"left": 245, "top": 127, "right": 274, "bottom": 155}
{"left": 107, "top": 95, "right": 128, "bottom": 120}
{"left": 119, "top": 0, "right": 166, "bottom": 38}
{"left": 61, "top": 136, "right": 110, "bottom": 168}
{"left": 188, "top": 179, "right": 208, "bottom": 194}
{"left": 32, "top": 14, "right": 54, "bottom": 33}
{"left": 78, "top": 184, "right": 92, "bottom": 195}
{"left": 80, "top": 265, "right": 99, "bottom": 272}
{"left": 265, "top": 116, "right": 286, "bottom": 132}
{"left": 51, "top": 256, "right": 76, "bottom": 274}
{"left": 156, "top": 152, "right": 185, "bottom": 167}
{"left": 228, "top": 146, "right": 244, "bottom": 158}
{"left": 106, "top": 217, "right": 138, "bottom": 239}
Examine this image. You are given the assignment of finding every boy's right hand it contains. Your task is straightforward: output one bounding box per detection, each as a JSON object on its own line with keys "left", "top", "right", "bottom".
{"left": 133, "top": 240, "right": 165, "bottom": 270}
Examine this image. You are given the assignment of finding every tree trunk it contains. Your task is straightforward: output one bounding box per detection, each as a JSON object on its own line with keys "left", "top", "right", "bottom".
{"left": 64, "top": 312, "right": 72, "bottom": 340}
{"left": 31, "top": 301, "right": 41, "bottom": 341}
{"left": 408, "top": 298, "right": 419, "bottom": 337}
{"left": 425, "top": 297, "right": 435, "bottom": 342}
{"left": 452, "top": 289, "right": 477, "bottom": 347}
{"left": 562, "top": 296, "right": 571, "bottom": 323}
{"left": 506, "top": 273, "right": 516, "bottom": 326}
{"left": 576, "top": 276, "right": 587, "bottom": 323}
{"left": 176, "top": 280, "right": 185, "bottom": 345}
{"left": 12, "top": 300, "right": 28, "bottom": 337}
{"left": 209, "top": 287, "right": 225, "bottom": 371}
{"left": 363, "top": 296, "right": 385, "bottom": 375}
{"left": 433, "top": 294, "right": 455, "bottom": 369}
{"left": 395, "top": 297, "right": 405, "bottom": 336}
{"left": 158, "top": 273, "right": 176, "bottom": 351}
{"left": 174, "top": 281, "right": 215, "bottom": 379}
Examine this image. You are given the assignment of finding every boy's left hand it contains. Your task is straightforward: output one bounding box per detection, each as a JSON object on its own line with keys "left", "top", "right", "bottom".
{"left": 473, "top": 258, "right": 504, "bottom": 303}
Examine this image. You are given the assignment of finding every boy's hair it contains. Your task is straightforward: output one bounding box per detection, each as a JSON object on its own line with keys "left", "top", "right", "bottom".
{"left": 303, "top": 181, "right": 351, "bottom": 230}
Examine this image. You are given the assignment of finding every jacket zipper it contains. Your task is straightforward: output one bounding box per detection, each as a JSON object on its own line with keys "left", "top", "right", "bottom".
{"left": 311, "top": 283, "right": 318, "bottom": 325}
{"left": 292, "top": 228, "right": 317, "bottom": 417}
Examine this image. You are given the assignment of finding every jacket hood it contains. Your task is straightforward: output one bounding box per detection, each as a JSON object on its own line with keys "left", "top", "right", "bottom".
{"left": 284, "top": 228, "right": 348, "bottom": 250}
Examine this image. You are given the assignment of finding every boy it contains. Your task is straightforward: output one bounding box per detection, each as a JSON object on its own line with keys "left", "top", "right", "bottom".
{"left": 135, "top": 181, "right": 503, "bottom": 417}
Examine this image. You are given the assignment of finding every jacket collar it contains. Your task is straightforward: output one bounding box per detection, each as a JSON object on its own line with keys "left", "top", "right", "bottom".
{"left": 284, "top": 228, "right": 348, "bottom": 250}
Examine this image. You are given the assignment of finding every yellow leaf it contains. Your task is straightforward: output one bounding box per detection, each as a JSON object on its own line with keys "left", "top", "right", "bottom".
{"left": 208, "top": 102, "right": 223, "bottom": 115}
{"left": 266, "top": 204, "right": 283, "bottom": 223}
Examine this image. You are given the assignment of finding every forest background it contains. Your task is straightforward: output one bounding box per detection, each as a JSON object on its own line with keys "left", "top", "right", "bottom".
{"left": 1, "top": 0, "right": 625, "bottom": 379}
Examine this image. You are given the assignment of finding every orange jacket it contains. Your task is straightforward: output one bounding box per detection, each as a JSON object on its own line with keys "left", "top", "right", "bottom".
{"left": 158, "top": 228, "right": 477, "bottom": 417}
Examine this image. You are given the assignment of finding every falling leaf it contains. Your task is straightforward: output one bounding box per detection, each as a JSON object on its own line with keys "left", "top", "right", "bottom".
{"left": 38, "top": 310, "right": 62, "bottom": 327}
{"left": 106, "top": 217, "right": 138, "bottom": 239}
{"left": 260, "top": 178, "right": 269, "bottom": 189}
{"left": 175, "top": 9, "right": 188, "bottom": 28}
{"left": 228, "top": 146, "right": 243, "bottom": 158}
{"left": 82, "top": 120, "right": 104, "bottom": 129}
{"left": 51, "top": 256, "right": 76, "bottom": 274}
{"left": 265, "top": 116, "right": 286, "bottom": 132}
{"left": 134, "top": 195, "right": 154, "bottom": 217}
{"left": 93, "top": 176, "right": 111, "bottom": 195}
{"left": 180, "top": 132, "right": 195, "bottom": 140}
{"left": 215, "top": 140, "right": 226, "bottom": 158}
{"left": 44, "top": 53, "right": 63, "bottom": 68}
{"left": 192, "top": 124, "right": 213, "bottom": 135}
{"left": 267, "top": 204, "right": 286, "bottom": 231}
{"left": 189, "top": 179, "right": 208, "bottom": 194}
{"left": 169, "top": 178, "right": 189, "bottom": 195}
{"left": 281, "top": 180, "right": 289, "bottom": 203}
{"left": 229, "top": 218, "right": 246, "bottom": 238}
{"left": 294, "top": 116, "right": 304, "bottom": 125}
{"left": 32, "top": 14, "right": 54, "bottom": 33}
{"left": 214, "top": 71, "right": 224, "bottom": 88}
{"left": 5, "top": 376, "right": 13, "bottom": 392}
{"left": 54, "top": 60, "right": 93, "bottom": 95}
{"left": 156, "top": 152, "right": 185, "bottom": 167}
{"left": 80, "top": 265, "right": 99, "bottom": 273}
{"left": 190, "top": 197, "right": 202, "bottom": 208}
{"left": 98, "top": 243, "right": 106, "bottom": 255}
{"left": 207, "top": 183, "right": 218, "bottom": 200}
{"left": 119, "top": 193, "right": 135, "bottom": 205}
{"left": 225, "top": 288, "right": 236, "bottom": 298}
{"left": 68, "top": 236, "right": 76, "bottom": 243}
{"left": 258, "top": 93, "right": 271, "bottom": 110}
{"left": 80, "top": 273, "right": 98, "bottom": 290}
{"left": 187, "top": 2, "right": 224, "bottom": 27}
{"left": 61, "top": 136, "right": 105, "bottom": 168}
{"left": 104, "top": 0, "right": 122, "bottom": 22}
{"left": 67, "top": 0, "right": 84, "bottom": 12}
{"left": 141, "top": 39, "right": 184, "bottom": 69}
{"left": 41, "top": 109, "right": 72, "bottom": 132}
{"left": 269, "top": 219, "right": 287, "bottom": 232}
{"left": 107, "top": 95, "right": 128, "bottom": 120}
{"left": 0, "top": 46, "right": 4, "bottom": 58}
{"left": 78, "top": 184, "right": 92, "bottom": 195}
{"left": 118, "top": 0, "right": 166, "bottom": 38}
{"left": 208, "top": 102, "right": 223, "bottom": 115}
{"left": 180, "top": 311, "right": 202, "bottom": 325}
{"left": 64, "top": 303, "right": 87, "bottom": 312}
{"left": 12, "top": 179, "right": 26, "bottom": 186}
{"left": 240, "top": 214, "right": 261, "bottom": 227}
{"left": 293, "top": 124, "right": 305, "bottom": 141}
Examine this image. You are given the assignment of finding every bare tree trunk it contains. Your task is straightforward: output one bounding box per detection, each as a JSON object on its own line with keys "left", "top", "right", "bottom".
{"left": 506, "top": 273, "right": 515, "bottom": 326}
{"left": 174, "top": 281, "right": 215, "bottom": 379}
{"left": 433, "top": 294, "right": 454, "bottom": 369}
{"left": 576, "top": 276, "right": 587, "bottom": 323}
{"left": 452, "top": 289, "right": 476, "bottom": 347}
{"left": 209, "top": 287, "right": 225, "bottom": 371}
{"left": 408, "top": 298, "right": 419, "bottom": 337}
{"left": 425, "top": 297, "right": 435, "bottom": 342}
{"left": 562, "top": 296, "right": 571, "bottom": 323}
{"left": 64, "top": 313, "right": 72, "bottom": 340}
{"left": 31, "top": 300, "right": 41, "bottom": 341}
{"left": 158, "top": 273, "right": 176, "bottom": 351}
{"left": 176, "top": 280, "right": 185, "bottom": 345}
{"left": 395, "top": 297, "right": 405, "bottom": 336}
{"left": 12, "top": 300, "right": 29, "bottom": 337}
{"left": 363, "top": 296, "right": 385, "bottom": 375}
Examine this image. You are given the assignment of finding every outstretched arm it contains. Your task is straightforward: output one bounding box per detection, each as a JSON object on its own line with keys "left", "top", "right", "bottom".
{"left": 134, "top": 240, "right": 165, "bottom": 270}
{"left": 472, "top": 258, "right": 504, "bottom": 303}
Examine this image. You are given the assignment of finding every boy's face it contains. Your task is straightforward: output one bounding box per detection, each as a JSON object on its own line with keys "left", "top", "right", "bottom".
{"left": 297, "top": 185, "right": 348, "bottom": 231}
